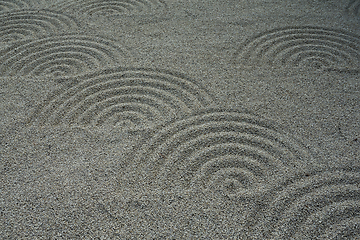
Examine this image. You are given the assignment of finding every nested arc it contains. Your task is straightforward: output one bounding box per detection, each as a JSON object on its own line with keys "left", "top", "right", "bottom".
{"left": 0, "top": 9, "right": 79, "bottom": 43}
{"left": 235, "top": 26, "right": 360, "bottom": 70}
{"left": 27, "top": 68, "right": 214, "bottom": 131}
{"left": 0, "top": 0, "right": 32, "bottom": 12}
{"left": 0, "top": 34, "right": 129, "bottom": 77}
{"left": 130, "top": 109, "right": 313, "bottom": 197}
{"left": 255, "top": 169, "right": 360, "bottom": 239}
{"left": 51, "top": 0, "right": 166, "bottom": 16}
{"left": 346, "top": 0, "right": 360, "bottom": 17}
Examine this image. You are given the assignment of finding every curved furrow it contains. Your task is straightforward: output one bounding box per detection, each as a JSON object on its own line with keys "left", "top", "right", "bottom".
{"left": 0, "top": 0, "right": 31, "bottom": 12}
{"left": 346, "top": 0, "right": 360, "bottom": 18}
{"left": 27, "top": 68, "right": 214, "bottom": 131}
{"left": 234, "top": 26, "right": 360, "bottom": 71}
{"left": 0, "top": 10, "right": 79, "bottom": 43}
{"left": 0, "top": 34, "right": 130, "bottom": 77}
{"left": 127, "top": 108, "right": 314, "bottom": 198}
{"left": 254, "top": 169, "right": 360, "bottom": 239}
{"left": 51, "top": 0, "right": 166, "bottom": 16}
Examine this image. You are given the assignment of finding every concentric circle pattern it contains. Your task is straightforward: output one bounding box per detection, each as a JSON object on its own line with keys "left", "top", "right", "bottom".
{"left": 0, "top": 34, "right": 130, "bottom": 77}
{"left": 129, "top": 108, "right": 313, "bottom": 198}
{"left": 51, "top": 0, "right": 166, "bottom": 17}
{"left": 27, "top": 68, "right": 214, "bottom": 131}
{"left": 254, "top": 169, "right": 360, "bottom": 239}
{"left": 0, "top": 10, "right": 79, "bottom": 43}
{"left": 234, "top": 26, "right": 360, "bottom": 71}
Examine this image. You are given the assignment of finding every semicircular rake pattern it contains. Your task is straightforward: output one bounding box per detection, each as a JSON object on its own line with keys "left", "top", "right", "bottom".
{"left": 27, "top": 68, "right": 214, "bottom": 131}
{"left": 0, "top": 9, "right": 79, "bottom": 43}
{"left": 0, "top": 34, "right": 129, "bottom": 77}
{"left": 127, "top": 109, "right": 313, "bottom": 198}
{"left": 0, "top": 0, "right": 32, "bottom": 12}
{"left": 234, "top": 26, "right": 360, "bottom": 71}
{"left": 51, "top": 0, "right": 166, "bottom": 16}
{"left": 253, "top": 169, "right": 360, "bottom": 239}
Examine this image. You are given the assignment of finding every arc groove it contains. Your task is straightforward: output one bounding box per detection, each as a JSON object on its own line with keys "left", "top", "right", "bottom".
{"left": 0, "top": 0, "right": 31, "bottom": 12}
{"left": 27, "top": 68, "right": 214, "bottom": 131}
{"left": 51, "top": 0, "right": 166, "bottom": 17}
{"left": 0, "top": 34, "right": 130, "bottom": 77}
{"left": 0, "top": 10, "right": 79, "bottom": 43}
{"left": 346, "top": 0, "right": 360, "bottom": 18}
{"left": 254, "top": 169, "right": 360, "bottom": 239}
{"left": 234, "top": 26, "right": 360, "bottom": 71}
{"left": 126, "top": 108, "right": 314, "bottom": 198}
